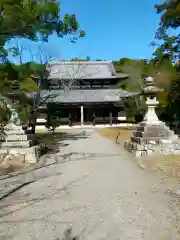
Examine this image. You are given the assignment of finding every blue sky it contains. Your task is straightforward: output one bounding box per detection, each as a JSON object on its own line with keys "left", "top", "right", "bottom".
{"left": 7, "top": 0, "right": 162, "bottom": 63}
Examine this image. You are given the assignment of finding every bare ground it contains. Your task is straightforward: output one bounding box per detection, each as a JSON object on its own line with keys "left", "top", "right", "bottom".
{"left": 98, "top": 127, "right": 180, "bottom": 179}
{"left": 98, "top": 127, "right": 132, "bottom": 141}
{"left": 0, "top": 129, "right": 179, "bottom": 240}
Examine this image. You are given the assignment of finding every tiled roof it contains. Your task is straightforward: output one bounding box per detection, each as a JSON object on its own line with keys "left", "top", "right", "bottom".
{"left": 47, "top": 60, "right": 129, "bottom": 80}
{"left": 27, "top": 89, "right": 139, "bottom": 104}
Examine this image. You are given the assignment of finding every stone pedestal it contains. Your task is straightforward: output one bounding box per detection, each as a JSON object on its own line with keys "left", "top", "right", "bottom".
{"left": 0, "top": 103, "right": 41, "bottom": 163}
{"left": 0, "top": 146, "right": 41, "bottom": 163}
{"left": 124, "top": 76, "right": 179, "bottom": 157}
{"left": 124, "top": 121, "right": 179, "bottom": 157}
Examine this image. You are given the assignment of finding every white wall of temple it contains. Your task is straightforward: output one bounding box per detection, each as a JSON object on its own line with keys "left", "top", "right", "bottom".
{"left": 36, "top": 123, "right": 133, "bottom": 131}
{"left": 36, "top": 113, "right": 47, "bottom": 125}
{"left": 117, "top": 111, "right": 127, "bottom": 121}
{"left": 36, "top": 118, "right": 46, "bottom": 124}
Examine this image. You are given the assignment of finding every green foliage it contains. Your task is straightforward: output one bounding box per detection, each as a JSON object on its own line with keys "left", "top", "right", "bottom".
{"left": 124, "top": 97, "right": 146, "bottom": 123}
{"left": 0, "top": 62, "right": 39, "bottom": 93}
{"left": 0, "top": 0, "right": 84, "bottom": 41}
{"left": 0, "top": 103, "right": 9, "bottom": 123}
{"left": 0, "top": 0, "right": 85, "bottom": 63}
{"left": 153, "top": 1, "right": 180, "bottom": 61}
{"left": 46, "top": 115, "right": 60, "bottom": 132}
{"left": 114, "top": 57, "right": 178, "bottom": 121}
{"left": 152, "top": 1, "right": 180, "bottom": 121}
{"left": 0, "top": 0, "right": 85, "bottom": 129}
{"left": 46, "top": 103, "right": 61, "bottom": 132}
{"left": 113, "top": 59, "right": 147, "bottom": 121}
{"left": 15, "top": 104, "right": 31, "bottom": 124}
{"left": 114, "top": 59, "right": 146, "bottom": 92}
{"left": 71, "top": 56, "right": 91, "bottom": 61}
{"left": 20, "top": 78, "right": 38, "bottom": 92}
{"left": 155, "top": 0, "right": 180, "bottom": 30}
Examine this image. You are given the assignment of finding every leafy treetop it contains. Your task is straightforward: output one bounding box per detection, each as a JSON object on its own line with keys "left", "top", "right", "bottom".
{"left": 153, "top": 0, "right": 180, "bottom": 62}
{"left": 0, "top": 0, "right": 85, "bottom": 60}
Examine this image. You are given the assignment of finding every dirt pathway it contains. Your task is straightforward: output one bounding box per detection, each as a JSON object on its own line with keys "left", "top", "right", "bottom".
{"left": 0, "top": 129, "right": 179, "bottom": 240}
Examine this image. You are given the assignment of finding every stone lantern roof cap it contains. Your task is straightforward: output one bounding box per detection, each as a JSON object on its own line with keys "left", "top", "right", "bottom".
{"left": 143, "top": 86, "right": 163, "bottom": 94}
{"left": 144, "top": 76, "right": 155, "bottom": 87}
{"left": 143, "top": 76, "right": 163, "bottom": 93}
{"left": 145, "top": 76, "right": 154, "bottom": 82}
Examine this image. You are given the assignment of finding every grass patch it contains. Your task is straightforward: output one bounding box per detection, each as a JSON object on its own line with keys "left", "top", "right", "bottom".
{"left": 140, "top": 154, "right": 180, "bottom": 179}
{"left": 98, "top": 127, "right": 132, "bottom": 141}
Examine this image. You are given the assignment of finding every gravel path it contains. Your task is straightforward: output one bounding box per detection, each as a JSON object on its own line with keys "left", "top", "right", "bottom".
{"left": 0, "top": 129, "right": 179, "bottom": 240}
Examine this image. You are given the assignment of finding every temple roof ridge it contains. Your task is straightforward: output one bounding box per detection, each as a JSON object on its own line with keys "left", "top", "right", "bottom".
{"left": 27, "top": 89, "right": 139, "bottom": 104}
{"left": 47, "top": 60, "right": 114, "bottom": 65}
{"left": 47, "top": 60, "right": 129, "bottom": 80}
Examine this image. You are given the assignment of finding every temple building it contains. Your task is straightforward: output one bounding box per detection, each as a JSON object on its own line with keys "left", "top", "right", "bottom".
{"left": 34, "top": 60, "right": 138, "bottom": 127}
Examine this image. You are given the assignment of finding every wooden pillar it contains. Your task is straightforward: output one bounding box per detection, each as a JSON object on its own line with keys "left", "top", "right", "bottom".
{"left": 109, "top": 111, "right": 112, "bottom": 126}
{"left": 81, "top": 105, "right": 84, "bottom": 127}
{"left": 69, "top": 113, "right": 72, "bottom": 127}
{"left": 109, "top": 104, "right": 113, "bottom": 126}
{"left": 92, "top": 112, "right": 96, "bottom": 126}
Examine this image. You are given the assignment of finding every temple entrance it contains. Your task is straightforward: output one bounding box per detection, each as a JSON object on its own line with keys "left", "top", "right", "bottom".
{"left": 84, "top": 107, "right": 93, "bottom": 124}
{"left": 73, "top": 107, "right": 91, "bottom": 125}
{"left": 45, "top": 103, "right": 122, "bottom": 126}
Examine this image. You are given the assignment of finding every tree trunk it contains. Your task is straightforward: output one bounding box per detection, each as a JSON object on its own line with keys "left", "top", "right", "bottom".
{"left": 31, "top": 114, "right": 37, "bottom": 134}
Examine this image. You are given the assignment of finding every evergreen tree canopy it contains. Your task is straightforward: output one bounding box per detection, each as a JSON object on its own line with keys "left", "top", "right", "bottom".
{"left": 153, "top": 0, "right": 180, "bottom": 61}
{"left": 0, "top": 0, "right": 85, "bottom": 60}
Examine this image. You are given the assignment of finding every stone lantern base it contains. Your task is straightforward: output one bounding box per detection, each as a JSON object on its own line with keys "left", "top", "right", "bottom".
{"left": 124, "top": 121, "right": 180, "bottom": 158}
{"left": 124, "top": 76, "right": 180, "bottom": 157}
{"left": 0, "top": 124, "right": 42, "bottom": 163}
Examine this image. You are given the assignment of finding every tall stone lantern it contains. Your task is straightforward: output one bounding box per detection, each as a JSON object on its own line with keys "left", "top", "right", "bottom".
{"left": 0, "top": 81, "right": 41, "bottom": 163}
{"left": 3, "top": 80, "right": 28, "bottom": 130}
{"left": 142, "top": 76, "right": 162, "bottom": 124}
{"left": 124, "top": 76, "right": 179, "bottom": 157}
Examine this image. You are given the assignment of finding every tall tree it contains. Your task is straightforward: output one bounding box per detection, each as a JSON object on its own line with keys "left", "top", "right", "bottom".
{"left": 153, "top": 0, "right": 180, "bottom": 121}
{"left": 114, "top": 57, "right": 177, "bottom": 121}
{"left": 153, "top": 0, "right": 180, "bottom": 62}
{"left": 0, "top": 0, "right": 85, "bottom": 61}
{"left": 113, "top": 59, "right": 147, "bottom": 122}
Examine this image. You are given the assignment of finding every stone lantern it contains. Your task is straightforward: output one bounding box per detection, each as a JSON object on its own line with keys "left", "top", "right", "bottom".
{"left": 142, "top": 76, "right": 162, "bottom": 124}
{"left": 3, "top": 80, "right": 29, "bottom": 129}
{"left": 0, "top": 81, "right": 41, "bottom": 163}
{"left": 124, "top": 76, "right": 179, "bottom": 157}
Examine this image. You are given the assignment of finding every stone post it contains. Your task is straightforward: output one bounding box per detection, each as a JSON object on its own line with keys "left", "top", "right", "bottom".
{"left": 92, "top": 112, "right": 96, "bottom": 126}
{"left": 80, "top": 105, "right": 84, "bottom": 127}
{"left": 142, "top": 76, "right": 160, "bottom": 125}
{"left": 124, "top": 76, "right": 179, "bottom": 157}
{"left": 69, "top": 113, "right": 72, "bottom": 127}
{"left": 6, "top": 103, "right": 22, "bottom": 131}
{"left": 109, "top": 111, "right": 112, "bottom": 126}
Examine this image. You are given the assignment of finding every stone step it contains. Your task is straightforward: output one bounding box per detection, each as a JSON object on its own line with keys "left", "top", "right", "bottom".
{"left": 1, "top": 145, "right": 41, "bottom": 163}
{"left": 131, "top": 135, "right": 178, "bottom": 144}
{"left": 4, "top": 130, "right": 26, "bottom": 135}
{"left": 131, "top": 136, "right": 141, "bottom": 144}
{"left": 1, "top": 140, "right": 34, "bottom": 148}
{"left": 5, "top": 134, "right": 35, "bottom": 142}
{"left": 132, "top": 131, "right": 143, "bottom": 138}
{"left": 135, "top": 126, "right": 145, "bottom": 132}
